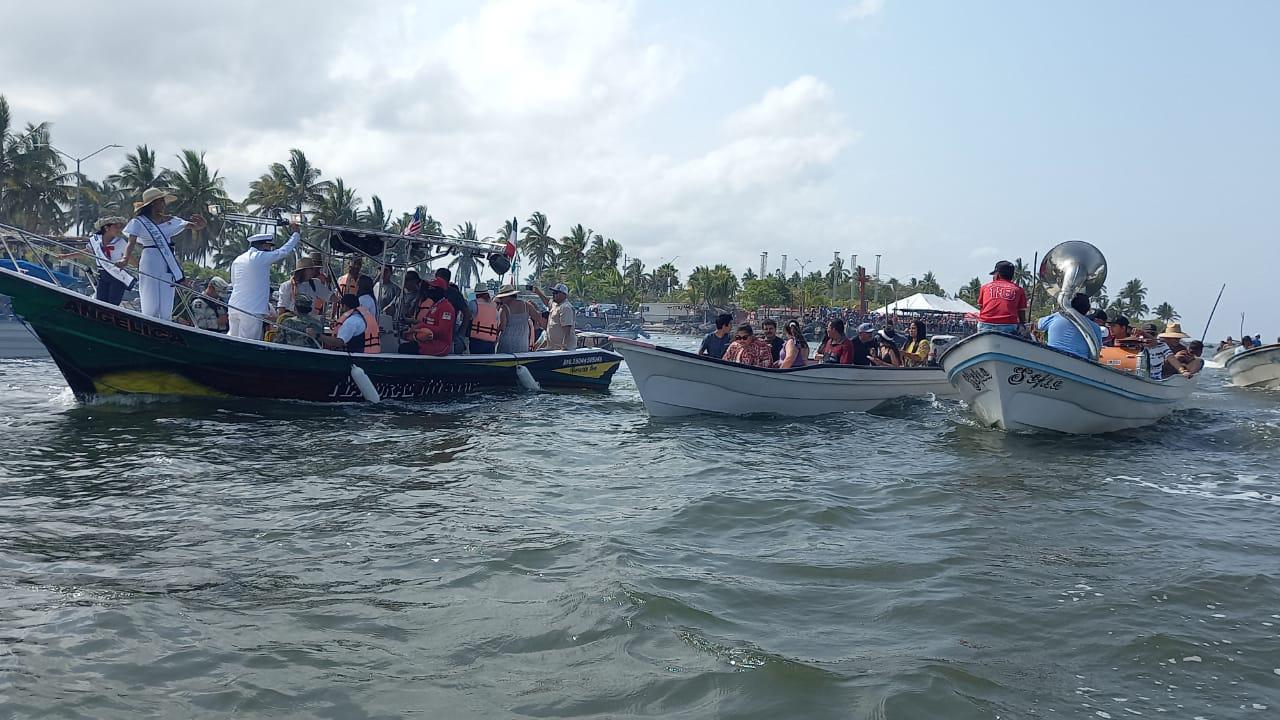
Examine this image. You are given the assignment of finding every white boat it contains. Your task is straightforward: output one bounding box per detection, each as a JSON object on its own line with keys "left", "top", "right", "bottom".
{"left": 1207, "top": 346, "right": 1237, "bottom": 368}
{"left": 1223, "top": 345, "right": 1280, "bottom": 388}
{"left": 613, "top": 338, "right": 956, "bottom": 418}
{"left": 940, "top": 331, "right": 1194, "bottom": 433}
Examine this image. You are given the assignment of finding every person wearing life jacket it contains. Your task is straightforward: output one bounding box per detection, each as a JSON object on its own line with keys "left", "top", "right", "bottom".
{"left": 400, "top": 278, "right": 455, "bottom": 356}
{"left": 319, "top": 294, "right": 381, "bottom": 354}
{"left": 336, "top": 257, "right": 369, "bottom": 303}
{"left": 469, "top": 285, "right": 500, "bottom": 354}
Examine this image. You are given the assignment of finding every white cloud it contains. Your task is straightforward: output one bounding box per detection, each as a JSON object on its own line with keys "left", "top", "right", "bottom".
{"left": 0, "top": 0, "right": 876, "bottom": 281}
{"left": 841, "top": 0, "right": 885, "bottom": 22}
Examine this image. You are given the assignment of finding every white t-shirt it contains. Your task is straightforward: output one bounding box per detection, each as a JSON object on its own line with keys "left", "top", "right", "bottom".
{"left": 337, "top": 312, "right": 367, "bottom": 343}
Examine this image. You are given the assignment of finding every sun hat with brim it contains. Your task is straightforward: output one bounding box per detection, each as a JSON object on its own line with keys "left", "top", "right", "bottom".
{"left": 1158, "top": 322, "right": 1189, "bottom": 339}
{"left": 133, "top": 187, "right": 177, "bottom": 213}
{"left": 209, "top": 277, "right": 229, "bottom": 291}
{"left": 495, "top": 284, "right": 520, "bottom": 298}
{"left": 551, "top": 283, "right": 570, "bottom": 295}
{"left": 474, "top": 286, "right": 492, "bottom": 297}
{"left": 296, "top": 256, "right": 321, "bottom": 270}
{"left": 94, "top": 215, "right": 127, "bottom": 232}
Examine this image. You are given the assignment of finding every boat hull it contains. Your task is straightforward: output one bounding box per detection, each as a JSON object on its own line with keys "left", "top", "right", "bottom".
{"left": 940, "top": 332, "right": 1193, "bottom": 434}
{"left": 0, "top": 267, "right": 621, "bottom": 402}
{"left": 1224, "top": 345, "right": 1280, "bottom": 388}
{"left": 614, "top": 339, "right": 955, "bottom": 418}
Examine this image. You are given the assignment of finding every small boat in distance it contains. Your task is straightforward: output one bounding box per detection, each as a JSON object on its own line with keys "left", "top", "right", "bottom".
{"left": 613, "top": 338, "right": 955, "bottom": 418}
{"left": 1223, "top": 344, "right": 1280, "bottom": 389}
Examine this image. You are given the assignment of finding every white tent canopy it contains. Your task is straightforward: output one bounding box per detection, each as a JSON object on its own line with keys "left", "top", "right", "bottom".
{"left": 874, "top": 293, "right": 978, "bottom": 315}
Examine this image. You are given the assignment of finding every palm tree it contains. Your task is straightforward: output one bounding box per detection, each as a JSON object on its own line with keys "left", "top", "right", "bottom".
{"left": 741, "top": 267, "right": 758, "bottom": 284}
{"left": 109, "top": 144, "right": 166, "bottom": 201}
{"left": 558, "top": 224, "right": 591, "bottom": 276}
{"left": 255, "top": 149, "right": 330, "bottom": 215}
{"left": 708, "top": 264, "right": 739, "bottom": 306}
{"left": 1013, "top": 257, "right": 1034, "bottom": 289}
{"left": 166, "top": 149, "right": 232, "bottom": 261}
{"left": 0, "top": 118, "right": 72, "bottom": 234}
{"left": 687, "top": 265, "right": 714, "bottom": 306}
{"left": 957, "top": 277, "right": 983, "bottom": 303}
{"left": 652, "top": 262, "right": 680, "bottom": 298}
{"left": 1154, "top": 302, "right": 1179, "bottom": 323}
{"left": 312, "top": 178, "right": 362, "bottom": 226}
{"left": 1118, "top": 278, "right": 1149, "bottom": 319}
{"left": 920, "top": 271, "right": 944, "bottom": 296}
{"left": 360, "top": 195, "right": 393, "bottom": 231}
{"left": 449, "top": 222, "right": 482, "bottom": 287}
{"left": 521, "top": 211, "right": 556, "bottom": 275}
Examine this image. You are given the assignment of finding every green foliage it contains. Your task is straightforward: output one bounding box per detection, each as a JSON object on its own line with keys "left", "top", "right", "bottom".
{"left": 739, "top": 276, "right": 792, "bottom": 309}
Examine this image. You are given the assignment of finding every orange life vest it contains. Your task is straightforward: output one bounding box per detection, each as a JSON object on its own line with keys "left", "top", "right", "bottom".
{"left": 470, "top": 299, "right": 500, "bottom": 342}
{"left": 336, "top": 306, "right": 381, "bottom": 354}
{"left": 1099, "top": 346, "right": 1138, "bottom": 373}
{"left": 337, "top": 272, "right": 362, "bottom": 297}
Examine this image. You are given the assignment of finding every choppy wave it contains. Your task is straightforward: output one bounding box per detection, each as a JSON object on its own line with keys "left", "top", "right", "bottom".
{"left": 1, "top": 353, "right": 1277, "bottom": 718}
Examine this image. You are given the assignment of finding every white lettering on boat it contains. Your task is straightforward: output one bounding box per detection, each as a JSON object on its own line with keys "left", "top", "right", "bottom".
{"left": 328, "top": 377, "right": 480, "bottom": 399}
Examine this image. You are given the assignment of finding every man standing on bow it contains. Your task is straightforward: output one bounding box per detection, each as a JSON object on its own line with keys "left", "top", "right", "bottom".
{"left": 533, "top": 282, "right": 576, "bottom": 351}
{"left": 227, "top": 222, "right": 301, "bottom": 340}
{"left": 976, "top": 260, "right": 1028, "bottom": 335}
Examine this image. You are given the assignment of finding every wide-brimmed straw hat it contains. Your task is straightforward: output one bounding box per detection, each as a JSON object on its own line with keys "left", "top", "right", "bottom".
{"left": 474, "top": 285, "right": 492, "bottom": 297}
{"left": 1158, "top": 322, "right": 1189, "bottom": 340}
{"left": 296, "top": 256, "right": 321, "bottom": 270}
{"left": 133, "top": 187, "right": 177, "bottom": 213}
{"left": 495, "top": 284, "right": 520, "bottom": 299}
{"left": 94, "top": 215, "right": 127, "bottom": 232}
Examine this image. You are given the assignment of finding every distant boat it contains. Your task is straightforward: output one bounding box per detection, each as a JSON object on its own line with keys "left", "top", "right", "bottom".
{"left": 614, "top": 338, "right": 955, "bottom": 418}
{"left": 1223, "top": 344, "right": 1280, "bottom": 389}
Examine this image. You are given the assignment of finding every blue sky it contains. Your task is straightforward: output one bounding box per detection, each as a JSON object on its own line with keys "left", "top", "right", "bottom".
{"left": 3, "top": 0, "right": 1276, "bottom": 337}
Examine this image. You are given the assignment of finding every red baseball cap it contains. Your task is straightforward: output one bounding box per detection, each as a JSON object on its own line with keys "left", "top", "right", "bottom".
{"left": 429, "top": 277, "right": 448, "bottom": 289}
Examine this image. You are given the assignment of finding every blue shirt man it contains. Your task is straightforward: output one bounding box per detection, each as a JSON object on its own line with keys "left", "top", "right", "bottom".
{"left": 1038, "top": 312, "right": 1105, "bottom": 359}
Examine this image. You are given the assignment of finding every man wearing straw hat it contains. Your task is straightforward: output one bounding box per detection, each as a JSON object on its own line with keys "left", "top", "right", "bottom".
{"left": 120, "top": 188, "right": 207, "bottom": 319}
{"left": 87, "top": 215, "right": 133, "bottom": 305}
{"left": 276, "top": 253, "right": 331, "bottom": 318}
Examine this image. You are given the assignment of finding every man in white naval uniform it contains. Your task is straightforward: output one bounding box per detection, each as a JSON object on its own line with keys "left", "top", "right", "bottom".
{"left": 227, "top": 222, "right": 301, "bottom": 340}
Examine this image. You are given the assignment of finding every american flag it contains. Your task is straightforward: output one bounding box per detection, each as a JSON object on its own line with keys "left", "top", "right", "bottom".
{"left": 405, "top": 206, "right": 423, "bottom": 236}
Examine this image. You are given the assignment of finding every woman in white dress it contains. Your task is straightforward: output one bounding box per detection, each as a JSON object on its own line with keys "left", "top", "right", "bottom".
{"left": 119, "top": 188, "right": 207, "bottom": 319}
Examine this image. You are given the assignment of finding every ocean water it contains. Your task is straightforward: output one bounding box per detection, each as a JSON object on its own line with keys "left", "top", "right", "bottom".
{"left": 1, "top": 335, "right": 1277, "bottom": 719}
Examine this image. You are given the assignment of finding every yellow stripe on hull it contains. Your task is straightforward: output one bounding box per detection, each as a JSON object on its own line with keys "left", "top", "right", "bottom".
{"left": 94, "top": 370, "right": 227, "bottom": 397}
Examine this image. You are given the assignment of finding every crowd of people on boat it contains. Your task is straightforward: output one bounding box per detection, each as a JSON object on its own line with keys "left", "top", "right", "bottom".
{"left": 72, "top": 190, "right": 582, "bottom": 356}
{"left": 699, "top": 313, "right": 937, "bottom": 370}
{"left": 698, "top": 258, "right": 1210, "bottom": 380}
{"left": 1216, "top": 334, "right": 1273, "bottom": 355}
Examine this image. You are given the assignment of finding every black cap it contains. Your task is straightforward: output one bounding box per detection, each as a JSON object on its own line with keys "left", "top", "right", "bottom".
{"left": 990, "top": 260, "right": 1015, "bottom": 276}
{"left": 1141, "top": 322, "right": 1159, "bottom": 334}
{"left": 1109, "top": 315, "right": 1130, "bottom": 327}
{"left": 1090, "top": 309, "right": 1108, "bottom": 322}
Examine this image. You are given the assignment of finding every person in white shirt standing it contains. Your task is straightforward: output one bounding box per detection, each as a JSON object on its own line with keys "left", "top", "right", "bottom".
{"left": 86, "top": 216, "right": 134, "bottom": 305}
{"left": 227, "top": 222, "right": 301, "bottom": 340}
{"left": 120, "top": 188, "right": 207, "bottom": 319}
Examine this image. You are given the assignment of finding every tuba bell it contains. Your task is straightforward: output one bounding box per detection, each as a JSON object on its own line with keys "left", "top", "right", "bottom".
{"left": 1038, "top": 241, "right": 1107, "bottom": 359}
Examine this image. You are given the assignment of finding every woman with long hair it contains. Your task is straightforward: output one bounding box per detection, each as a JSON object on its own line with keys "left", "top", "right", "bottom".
{"left": 120, "top": 188, "right": 206, "bottom": 319}
{"left": 778, "top": 320, "right": 810, "bottom": 368}
{"left": 876, "top": 328, "right": 904, "bottom": 367}
{"left": 902, "top": 319, "right": 931, "bottom": 367}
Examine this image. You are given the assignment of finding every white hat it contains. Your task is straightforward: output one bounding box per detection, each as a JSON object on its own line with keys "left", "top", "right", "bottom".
{"left": 551, "top": 283, "right": 570, "bottom": 295}
{"left": 248, "top": 232, "right": 275, "bottom": 245}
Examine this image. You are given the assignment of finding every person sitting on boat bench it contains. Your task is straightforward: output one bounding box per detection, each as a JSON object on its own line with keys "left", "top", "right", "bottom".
{"left": 699, "top": 313, "right": 734, "bottom": 359}
{"left": 1036, "top": 293, "right": 1104, "bottom": 360}
{"left": 1157, "top": 324, "right": 1199, "bottom": 378}
{"left": 1169, "top": 338, "right": 1204, "bottom": 378}
{"left": 227, "top": 222, "right": 301, "bottom": 340}
{"left": 1235, "top": 335, "right": 1254, "bottom": 355}
{"left": 816, "top": 319, "right": 857, "bottom": 365}
{"left": 319, "top": 294, "right": 381, "bottom": 353}
{"left": 275, "top": 293, "right": 324, "bottom": 347}
{"left": 724, "top": 323, "right": 772, "bottom": 368}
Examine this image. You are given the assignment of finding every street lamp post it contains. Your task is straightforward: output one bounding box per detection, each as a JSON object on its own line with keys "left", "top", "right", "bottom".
{"left": 831, "top": 251, "right": 840, "bottom": 303}
{"left": 44, "top": 143, "right": 122, "bottom": 235}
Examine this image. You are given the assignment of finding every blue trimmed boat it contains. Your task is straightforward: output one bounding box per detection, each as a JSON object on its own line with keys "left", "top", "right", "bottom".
{"left": 940, "top": 331, "right": 1194, "bottom": 433}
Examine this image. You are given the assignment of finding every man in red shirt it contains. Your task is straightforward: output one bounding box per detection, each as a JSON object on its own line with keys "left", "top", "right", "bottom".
{"left": 977, "top": 260, "right": 1028, "bottom": 335}
{"left": 407, "top": 278, "right": 456, "bottom": 356}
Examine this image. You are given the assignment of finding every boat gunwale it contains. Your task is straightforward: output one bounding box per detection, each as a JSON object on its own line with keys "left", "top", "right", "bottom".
{"left": 611, "top": 337, "right": 945, "bottom": 376}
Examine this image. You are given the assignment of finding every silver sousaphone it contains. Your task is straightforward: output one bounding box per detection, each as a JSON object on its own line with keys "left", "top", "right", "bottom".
{"left": 1038, "top": 240, "right": 1107, "bottom": 359}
